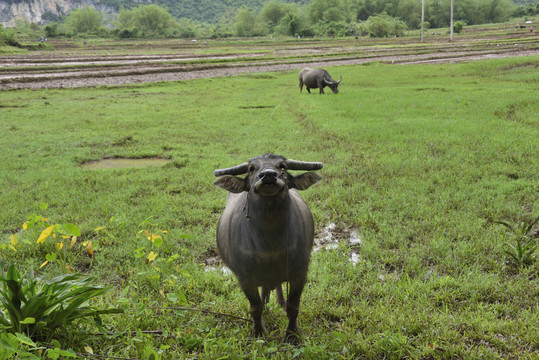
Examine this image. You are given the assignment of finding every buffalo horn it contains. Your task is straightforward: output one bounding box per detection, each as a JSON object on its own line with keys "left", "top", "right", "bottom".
{"left": 337, "top": 75, "right": 342, "bottom": 84}
{"left": 285, "top": 159, "right": 323, "bottom": 171}
{"left": 214, "top": 163, "right": 249, "bottom": 177}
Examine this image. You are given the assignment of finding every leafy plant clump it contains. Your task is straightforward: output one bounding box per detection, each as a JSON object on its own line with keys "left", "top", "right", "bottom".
{"left": 453, "top": 20, "right": 466, "bottom": 34}
{"left": 0, "top": 263, "right": 120, "bottom": 341}
{"left": 0, "top": 25, "right": 21, "bottom": 47}
{"left": 364, "top": 13, "right": 408, "bottom": 38}
{"left": 498, "top": 216, "right": 539, "bottom": 268}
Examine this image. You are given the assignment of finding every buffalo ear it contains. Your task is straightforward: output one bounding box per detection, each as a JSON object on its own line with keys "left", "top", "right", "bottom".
{"left": 214, "top": 175, "right": 247, "bottom": 193}
{"left": 289, "top": 172, "right": 322, "bottom": 190}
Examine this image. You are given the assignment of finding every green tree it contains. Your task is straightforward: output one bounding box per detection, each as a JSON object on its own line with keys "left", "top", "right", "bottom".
{"left": 176, "top": 18, "right": 198, "bottom": 38}
{"left": 14, "top": 19, "right": 41, "bottom": 38}
{"left": 0, "top": 25, "right": 20, "bottom": 47}
{"left": 234, "top": 8, "right": 264, "bottom": 37}
{"left": 116, "top": 4, "right": 176, "bottom": 37}
{"left": 276, "top": 12, "right": 304, "bottom": 36}
{"left": 64, "top": 6, "right": 104, "bottom": 34}
{"left": 364, "top": 13, "right": 407, "bottom": 37}
{"left": 308, "top": 0, "right": 345, "bottom": 23}
{"left": 396, "top": 0, "right": 421, "bottom": 28}
{"left": 261, "top": 0, "right": 288, "bottom": 31}
{"left": 44, "top": 23, "right": 60, "bottom": 38}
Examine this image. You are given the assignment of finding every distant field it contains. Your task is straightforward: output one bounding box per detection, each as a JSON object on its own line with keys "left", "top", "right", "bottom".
{"left": 0, "top": 39, "right": 538, "bottom": 358}
{"left": 1, "top": 19, "right": 537, "bottom": 89}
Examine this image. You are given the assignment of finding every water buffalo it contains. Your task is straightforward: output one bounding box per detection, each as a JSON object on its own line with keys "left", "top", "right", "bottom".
{"left": 214, "top": 153, "right": 323, "bottom": 343}
{"left": 299, "top": 68, "right": 342, "bottom": 94}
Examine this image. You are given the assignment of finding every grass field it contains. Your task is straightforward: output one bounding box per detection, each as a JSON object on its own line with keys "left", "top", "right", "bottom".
{"left": 1, "top": 54, "right": 538, "bottom": 359}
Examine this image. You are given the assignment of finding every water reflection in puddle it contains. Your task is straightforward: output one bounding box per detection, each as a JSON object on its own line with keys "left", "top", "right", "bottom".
{"left": 81, "top": 158, "right": 171, "bottom": 169}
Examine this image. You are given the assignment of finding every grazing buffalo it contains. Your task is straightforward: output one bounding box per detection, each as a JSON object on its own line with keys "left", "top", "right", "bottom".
{"left": 299, "top": 68, "right": 342, "bottom": 94}
{"left": 214, "top": 153, "right": 323, "bottom": 343}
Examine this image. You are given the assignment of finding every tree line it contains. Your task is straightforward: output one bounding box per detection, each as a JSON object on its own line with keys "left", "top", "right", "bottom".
{"left": 4, "top": 0, "right": 538, "bottom": 41}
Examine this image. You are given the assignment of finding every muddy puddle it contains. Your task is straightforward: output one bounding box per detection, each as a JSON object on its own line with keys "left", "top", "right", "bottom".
{"left": 81, "top": 158, "right": 170, "bottom": 169}
{"left": 313, "top": 223, "right": 362, "bottom": 266}
{"left": 205, "top": 222, "right": 362, "bottom": 274}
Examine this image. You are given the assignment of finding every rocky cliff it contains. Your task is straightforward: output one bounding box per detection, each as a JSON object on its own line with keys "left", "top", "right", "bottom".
{"left": 0, "top": 0, "right": 114, "bottom": 27}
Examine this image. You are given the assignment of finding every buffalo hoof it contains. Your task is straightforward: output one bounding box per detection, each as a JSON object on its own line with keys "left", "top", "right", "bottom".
{"left": 283, "top": 330, "right": 301, "bottom": 344}
{"left": 253, "top": 326, "right": 267, "bottom": 339}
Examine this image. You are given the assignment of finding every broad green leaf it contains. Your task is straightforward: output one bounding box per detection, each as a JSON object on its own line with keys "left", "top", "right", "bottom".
{"left": 20, "top": 317, "right": 36, "bottom": 325}
{"left": 46, "top": 253, "right": 57, "bottom": 262}
{"left": 153, "top": 236, "right": 163, "bottom": 248}
{"left": 0, "top": 334, "right": 18, "bottom": 351}
{"left": 46, "top": 348, "right": 61, "bottom": 360}
{"left": 63, "top": 223, "right": 81, "bottom": 237}
{"left": 177, "top": 291, "right": 187, "bottom": 305}
{"left": 15, "top": 332, "right": 36, "bottom": 346}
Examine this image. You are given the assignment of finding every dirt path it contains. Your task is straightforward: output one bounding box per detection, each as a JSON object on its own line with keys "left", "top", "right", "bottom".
{"left": 1, "top": 36, "right": 537, "bottom": 90}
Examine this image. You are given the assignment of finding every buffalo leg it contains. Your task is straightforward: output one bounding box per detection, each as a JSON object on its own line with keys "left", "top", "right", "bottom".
{"left": 306, "top": 88, "right": 311, "bottom": 94}
{"left": 261, "top": 285, "right": 285, "bottom": 309}
{"left": 239, "top": 280, "right": 265, "bottom": 337}
{"left": 275, "top": 284, "right": 285, "bottom": 309}
{"left": 261, "top": 287, "right": 271, "bottom": 305}
{"left": 317, "top": 81, "right": 324, "bottom": 94}
{"left": 284, "top": 279, "right": 306, "bottom": 343}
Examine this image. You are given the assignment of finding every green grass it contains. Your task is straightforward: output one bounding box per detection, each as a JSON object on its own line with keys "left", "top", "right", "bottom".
{"left": 1, "top": 55, "right": 538, "bottom": 359}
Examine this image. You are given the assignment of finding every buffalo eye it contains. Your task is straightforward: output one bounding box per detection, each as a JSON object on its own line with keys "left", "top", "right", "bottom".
{"left": 248, "top": 165, "right": 256, "bottom": 173}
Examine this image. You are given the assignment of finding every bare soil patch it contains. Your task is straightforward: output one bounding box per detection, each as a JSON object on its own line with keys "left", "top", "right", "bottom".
{"left": 80, "top": 158, "right": 171, "bottom": 169}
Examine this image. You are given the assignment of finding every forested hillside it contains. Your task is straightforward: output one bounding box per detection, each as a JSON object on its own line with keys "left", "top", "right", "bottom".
{"left": 1, "top": 0, "right": 536, "bottom": 41}
{"left": 100, "top": 0, "right": 309, "bottom": 23}
{"left": 95, "top": 0, "right": 537, "bottom": 26}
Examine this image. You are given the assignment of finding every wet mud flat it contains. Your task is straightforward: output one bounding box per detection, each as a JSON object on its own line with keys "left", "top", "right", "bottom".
{"left": 80, "top": 157, "right": 171, "bottom": 170}
{"left": 1, "top": 32, "right": 537, "bottom": 90}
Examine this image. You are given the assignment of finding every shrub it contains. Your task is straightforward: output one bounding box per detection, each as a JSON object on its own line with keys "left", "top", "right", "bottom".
{"left": 313, "top": 20, "right": 349, "bottom": 37}
{"left": 498, "top": 217, "right": 539, "bottom": 268}
{"left": 44, "top": 23, "right": 59, "bottom": 38}
{"left": 0, "top": 25, "right": 21, "bottom": 47}
{"left": 453, "top": 20, "right": 466, "bottom": 34}
{"left": 364, "top": 14, "right": 408, "bottom": 38}
{"left": 0, "top": 263, "right": 120, "bottom": 340}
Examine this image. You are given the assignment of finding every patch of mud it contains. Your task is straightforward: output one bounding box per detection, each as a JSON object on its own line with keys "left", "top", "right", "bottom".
{"left": 81, "top": 157, "right": 171, "bottom": 169}
{"left": 204, "top": 256, "right": 231, "bottom": 275}
{"left": 1, "top": 40, "right": 536, "bottom": 90}
{"left": 239, "top": 105, "right": 276, "bottom": 109}
{"left": 314, "top": 223, "right": 362, "bottom": 266}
